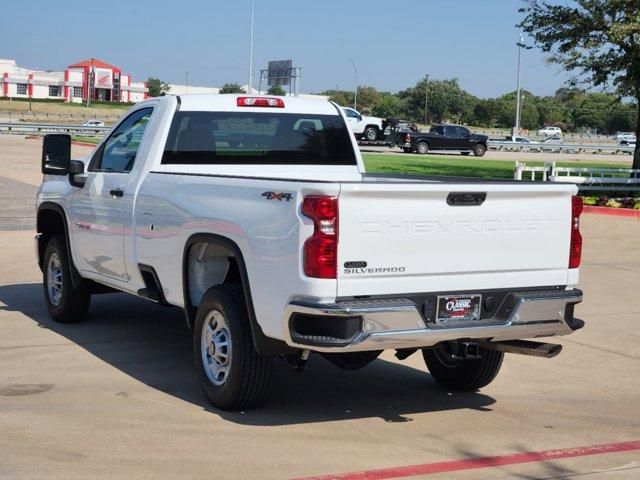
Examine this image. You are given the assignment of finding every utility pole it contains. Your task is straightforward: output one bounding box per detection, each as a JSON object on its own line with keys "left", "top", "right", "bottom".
{"left": 185, "top": 71, "right": 189, "bottom": 94}
{"left": 349, "top": 58, "right": 357, "bottom": 111}
{"left": 515, "top": 34, "right": 531, "bottom": 135}
{"left": 86, "top": 59, "right": 94, "bottom": 108}
{"left": 248, "top": 0, "right": 255, "bottom": 93}
{"left": 424, "top": 74, "right": 430, "bottom": 125}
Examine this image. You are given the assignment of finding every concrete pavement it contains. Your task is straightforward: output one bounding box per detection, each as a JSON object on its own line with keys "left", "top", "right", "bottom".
{"left": 0, "top": 136, "right": 638, "bottom": 479}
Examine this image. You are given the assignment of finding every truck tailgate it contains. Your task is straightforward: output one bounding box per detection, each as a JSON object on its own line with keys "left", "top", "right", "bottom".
{"left": 337, "top": 181, "right": 576, "bottom": 297}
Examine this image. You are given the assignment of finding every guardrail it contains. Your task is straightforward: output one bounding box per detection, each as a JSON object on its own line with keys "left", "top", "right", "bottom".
{"left": 515, "top": 161, "right": 640, "bottom": 191}
{"left": 0, "top": 122, "right": 109, "bottom": 136}
{"left": 490, "top": 140, "right": 634, "bottom": 155}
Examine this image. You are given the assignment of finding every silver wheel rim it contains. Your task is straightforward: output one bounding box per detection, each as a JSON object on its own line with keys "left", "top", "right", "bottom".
{"left": 366, "top": 129, "right": 377, "bottom": 141}
{"left": 47, "top": 253, "right": 63, "bottom": 306}
{"left": 201, "top": 310, "right": 232, "bottom": 386}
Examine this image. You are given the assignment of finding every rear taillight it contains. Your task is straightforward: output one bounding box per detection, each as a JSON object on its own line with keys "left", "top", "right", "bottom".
{"left": 302, "top": 196, "right": 338, "bottom": 279}
{"left": 569, "top": 195, "right": 583, "bottom": 268}
{"left": 236, "top": 96, "right": 285, "bottom": 108}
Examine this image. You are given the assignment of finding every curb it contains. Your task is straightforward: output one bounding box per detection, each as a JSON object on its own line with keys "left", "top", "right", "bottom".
{"left": 583, "top": 205, "right": 640, "bottom": 218}
{"left": 71, "top": 141, "right": 98, "bottom": 148}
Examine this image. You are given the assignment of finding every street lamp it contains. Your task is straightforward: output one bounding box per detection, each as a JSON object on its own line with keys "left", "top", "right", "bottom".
{"left": 514, "top": 33, "right": 532, "bottom": 135}
{"left": 185, "top": 71, "right": 189, "bottom": 94}
{"left": 349, "top": 58, "right": 358, "bottom": 111}
{"left": 248, "top": 0, "right": 255, "bottom": 93}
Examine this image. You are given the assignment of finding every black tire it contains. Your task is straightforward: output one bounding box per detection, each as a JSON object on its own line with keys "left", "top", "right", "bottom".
{"left": 415, "top": 141, "right": 429, "bottom": 155}
{"left": 43, "top": 235, "right": 91, "bottom": 323}
{"left": 461, "top": 152, "right": 471, "bottom": 156}
{"left": 363, "top": 126, "right": 379, "bottom": 142}
{"left": 193, "top": 284, "right": 273, "bottom": 410}
{"left": 423, "top": 344, "right": 503, "bottom": 391}
{"left": 473, "top": 143, "right": 487, "bottom": 157}
{"left": 402, "top": 147, "right": 412, "bottom": 153}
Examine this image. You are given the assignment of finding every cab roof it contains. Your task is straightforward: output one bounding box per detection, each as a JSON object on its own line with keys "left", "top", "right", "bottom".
{"left": 160, "top": 94, "right": 340, "bottom": 115}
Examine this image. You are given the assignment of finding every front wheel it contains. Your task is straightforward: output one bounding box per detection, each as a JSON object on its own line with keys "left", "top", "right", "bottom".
{"left": 473, "top": 143, "right": 487, "bottom": 157}
{"left": 415, "top": 141, "right": 429, "bottom": 155}
{"left": 363, "top": 127, "right": 379, "bottom": 142}
{"left": 43, "top": 235, "right": 91, "bottom": 323}
{"left": 423, "top": 344, "right": 503, "bottom": 391}
{"left": 193, "top": 284, "right": 273, "bottom": 410}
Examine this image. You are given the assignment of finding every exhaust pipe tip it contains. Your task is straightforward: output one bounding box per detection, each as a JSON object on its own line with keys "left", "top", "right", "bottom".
{"left": 480, "top": 340, "right": 563, "bottom": 359}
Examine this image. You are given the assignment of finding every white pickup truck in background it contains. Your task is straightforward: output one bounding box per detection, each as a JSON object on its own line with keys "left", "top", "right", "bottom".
{"left": 341, "top": 107, "right": 385, "bottom": 141}
{"left": 36, "top": 94, "right": 585, "bottom": 410}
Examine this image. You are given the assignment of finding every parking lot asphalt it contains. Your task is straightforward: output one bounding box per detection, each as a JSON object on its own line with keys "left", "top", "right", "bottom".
{"left": 0, "top": 135, "right": 639, "bottom": 479}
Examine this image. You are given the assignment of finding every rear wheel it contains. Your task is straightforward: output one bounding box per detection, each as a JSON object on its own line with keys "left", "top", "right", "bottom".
{"left": 363, "top": 126, "right": 379, "bottom": 141}
{"left": 473, "top": 143, "right": 487, "bottom": 157}
{"left": 402, "top": 147, "right": 412, "bottom": 153}
{"left": 193, "top": 284, "right": 273, "bottom": 410}
{"left": 423, "top": 343, "right": 503, "bottom": 391}
{"left": 415, "top": 141, "right": 429, "bottom": 155}
{"left": 43, "top": 235, "right": 91, "bottom": 323}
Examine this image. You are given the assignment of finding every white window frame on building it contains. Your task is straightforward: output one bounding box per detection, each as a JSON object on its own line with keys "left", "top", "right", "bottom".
{"left": 48, "top": 85, "right": 60, "bottom": 97}
{"left": 16, "top": 83, "right": 27, "bottom": 95}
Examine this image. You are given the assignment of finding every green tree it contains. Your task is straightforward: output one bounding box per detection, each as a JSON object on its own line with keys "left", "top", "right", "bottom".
{"left": 371, "top": 95, "right": 401, "bottom": 118}
{"left": 399, "top": 77, "right": 477, "bottom": 124}
{"left": 320, "top": 90, "right": 353, "bottom": 107}
{"left": 219, "top": 83, "right": 245, "bottom": 94}
{"left": 146, "top": 77, "right": 170, "bottom": 97}
{"left": 519, "top": 0, "right": 640, "bottom": 167}
{"left": 267, "top": 85, "right": 286, "bottom": 96}
{"left": 355, "top": 86, "right": 382, "bottom": 113}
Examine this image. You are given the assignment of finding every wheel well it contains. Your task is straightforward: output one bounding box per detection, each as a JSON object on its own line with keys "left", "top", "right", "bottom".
{"left": 36, "top": 208, "right": 66, "bottom": 270}
{"left": 364, "top": 124, "right": 379, "bottom": 130}
{"left": 182, "top": 234, "right": 294, "bottom": 356}
{"left": 185, "top": 241, "right": 236, "bottom": 311}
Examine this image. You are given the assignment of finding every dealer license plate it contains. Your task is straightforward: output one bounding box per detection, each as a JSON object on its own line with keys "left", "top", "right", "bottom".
{"left": 436, "top": 295, "right": 482, "bottom": 324}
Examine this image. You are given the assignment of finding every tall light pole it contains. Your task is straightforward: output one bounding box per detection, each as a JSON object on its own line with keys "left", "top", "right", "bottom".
{"left": 185, "top": 71, "right": 189, "bottom": 94}
{"left": 349, "top": 58, "right": 357, "bottom": 111}
{"left": 424, "top": 74, "right": 430, "bottom": 125}
{"left": 515, "top": 34, "right": 531, "bottom": 135}
{"left": 248, "top": 0, "right": 255, "bottom": 93}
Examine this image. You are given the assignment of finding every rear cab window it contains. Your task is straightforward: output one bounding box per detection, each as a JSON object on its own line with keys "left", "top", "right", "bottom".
{"left": 162, "top": 111, "right": 357, "bottom": 166}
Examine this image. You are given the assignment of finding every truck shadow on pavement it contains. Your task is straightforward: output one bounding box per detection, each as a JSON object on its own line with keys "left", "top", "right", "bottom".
{"left": 0, "top": 283, "right": 497, "bottom": 425}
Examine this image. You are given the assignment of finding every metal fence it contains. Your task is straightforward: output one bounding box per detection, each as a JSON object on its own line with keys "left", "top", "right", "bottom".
{"left": 515, "top": 161, "right": 640, "bottom": 191}
{"left": 0, "top": 122, "right": 109, "bottom": 136}
{"left": 490, "top": 140, "right": 634, "bottom": 155}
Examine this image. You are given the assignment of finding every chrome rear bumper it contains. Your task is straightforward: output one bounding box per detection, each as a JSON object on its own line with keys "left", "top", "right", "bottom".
{"left": 283, "top": 289, "right": 583, "bottom": 353}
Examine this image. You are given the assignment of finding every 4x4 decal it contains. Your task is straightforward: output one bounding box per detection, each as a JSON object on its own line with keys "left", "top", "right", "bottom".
{"left": 262, "top": 191, "right": 293, "bottom": 202}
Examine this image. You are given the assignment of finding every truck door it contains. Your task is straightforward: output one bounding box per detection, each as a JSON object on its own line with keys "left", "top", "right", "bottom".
{"left": 429, "top": 125, "right": 446, "bottom": 149}
{"left": 444, "top": 125, "right": 464, "bottom": 150}
{"left": 343, "top": 108, "right": 363, "bottom": 134}
{"left": 69, "top": 107, "right": 154, "bottom": 281}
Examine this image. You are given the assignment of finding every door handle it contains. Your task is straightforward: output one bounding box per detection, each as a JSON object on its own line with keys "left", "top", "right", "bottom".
{"left": 109, "top": 189, "right": 124, "bottom": 198}
{"left": 447, "top": 192, "right": 486, "bottom": 206}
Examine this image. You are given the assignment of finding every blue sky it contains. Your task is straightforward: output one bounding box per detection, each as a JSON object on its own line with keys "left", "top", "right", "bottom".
{"left": 0, "top": 0, "right": 570, "bottom": 98}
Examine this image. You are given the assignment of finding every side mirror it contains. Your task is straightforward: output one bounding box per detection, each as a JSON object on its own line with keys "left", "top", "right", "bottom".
{"left": 69, "top": 160, "right": 87, "bottom": 188}
{"left": 42, "top": 134, "right": 71, "bottom": 175}
{"left": 358, "top": 114, "right": 363, "bottom": 121}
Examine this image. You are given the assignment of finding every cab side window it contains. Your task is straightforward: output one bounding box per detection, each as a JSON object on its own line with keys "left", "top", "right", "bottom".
{"left": 93, "top": 107, "right": 153, "bottom": 173}
{"left": 344, "top": 109, "right": 359, "bottom": 119}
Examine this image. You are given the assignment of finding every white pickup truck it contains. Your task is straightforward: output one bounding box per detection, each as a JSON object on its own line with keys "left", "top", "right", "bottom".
{"left": 36, "top": 94, "right": 585, "bottom": 410}
{"left": 341, "top": 107, "right": 385, "bottom": 141}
